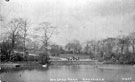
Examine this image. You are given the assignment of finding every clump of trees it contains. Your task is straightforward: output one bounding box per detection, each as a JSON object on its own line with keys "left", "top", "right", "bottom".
{"left": 81, "top": 33, "right": 135, "bottom": 64}
{"left": 63, "top": 33, "right": 135, "bottom": 64}
{"left": 0, "top": 41, "right": 12, "bottom": 62}
{"left": 38, "top": 52, "right": 50, "bottom": 64}
{"left": 0, "top": 17, "right": 51, "bottom": 64}
{"left": 0, "top": 15, "right": 135, "bottom": 65}
{"left": 65, "top": 40, "right": 82, "bottom": 54}
{"left": 50, "top": 44, "right": 64, "bottom": 56}
{"left": 0, "top": 18, "right": 29, "bottom": 62}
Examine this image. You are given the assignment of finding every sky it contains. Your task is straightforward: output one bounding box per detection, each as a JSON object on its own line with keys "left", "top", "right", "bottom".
{"left": 0, "top": 0, "right": 135, "bottom": 45}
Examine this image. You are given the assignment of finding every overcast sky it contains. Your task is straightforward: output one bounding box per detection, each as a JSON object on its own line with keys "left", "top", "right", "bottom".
{"left": 0, "top": 0, "right": 135, "bottom": 45}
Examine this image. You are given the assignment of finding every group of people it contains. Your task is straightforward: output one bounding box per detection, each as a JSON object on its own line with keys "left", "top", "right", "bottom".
{"left": 67, "top": 56, "right": 79, "bottom": 61}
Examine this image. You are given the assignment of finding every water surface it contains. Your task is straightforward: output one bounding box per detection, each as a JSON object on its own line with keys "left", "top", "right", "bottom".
{"left": 0, "top": 65, "right": 135, "bottom": 82}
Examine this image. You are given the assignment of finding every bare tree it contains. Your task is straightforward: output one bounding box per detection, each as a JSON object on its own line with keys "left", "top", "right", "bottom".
{"left": 19, "top": 19, "right": 29, "bottom": 56}
{"left": 35, "top": 22, "right": 56, "bottom": 53}
{"left": 7, "top": 18, "right": 23, "bottom": 56}
{"left": 0, "top": 15, "right": 5, "bottom": 41}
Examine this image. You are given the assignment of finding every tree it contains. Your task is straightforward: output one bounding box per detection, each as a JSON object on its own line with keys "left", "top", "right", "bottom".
{"left": 65, "top": 40, "right": 82, "bottom": 54}
{"left": 35, "top": 22, "right": 56, "bottom": 53}
{"left": 19, "top": 19, "right": 29, "bottom": 57}
{"left": 0, "top": 41, "right": 12, "bottom": 62}
{"left": 87, "top": 40, "right": 97, "bottom": 55}
{"left": 128, "top": 32, "right": 135, "bottom": 53}
{"left": 84, "top": 42, "right": 91, "bottom": 54}
{"left": 118, "top": 36, "right": 130, "bottom": 54}
{"left": 7, "top": 18, "right": 23, "bottom": 56}
{"left": 83, "top": 41, "right": 96, "bottom": 58}
{"left": 50, "top": 44, "right": 64, "bottom": 56}
{"left": 0, "top": 15, "right": 6, "bottom": 42}
{"left": 100, "top": 38, "right": 117, "bottom": 60}
{"left": 0, "top": 15, "right": 4, "bottom": 24}
{"left": 5, "top": 18, "right": 30, "bottom": 58}
{"left": 38, "top": 53, "right": 50, "bottom": 64}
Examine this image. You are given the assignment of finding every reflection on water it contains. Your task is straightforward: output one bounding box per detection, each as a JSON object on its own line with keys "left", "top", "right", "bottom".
{"left": 0, "top": 65, "right": 135, "bottom": 82}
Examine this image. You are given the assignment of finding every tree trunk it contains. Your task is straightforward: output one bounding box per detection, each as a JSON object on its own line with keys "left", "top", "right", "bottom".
{"left": 132, "top": 40, "right": 135, "bottom": 53}
{"left": 23, "top": 37, "right": 26, "bottom": 58}
{"left": 23, "top": 21, "right": 27, "bottom": 59}
{"left": 126, "top": 44, "right": 129, "bottom": 54}
{"left": 44, "top": 40, "right": 48, "bottom": 55}
{"left": 11, "top": 34, "right": 15, "bottom": 61}
{"left": 121, "top": 44, "right": 124, "bottom": 54}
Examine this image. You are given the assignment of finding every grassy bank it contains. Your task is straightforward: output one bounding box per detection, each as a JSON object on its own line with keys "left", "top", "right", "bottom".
{"left": 50, "top": 60, "right": 96, "bottom": 65}
{"left": 58, "top": 54, "right": 90, "bottom": 59}
{"left": 0, "top": 61, "right": 43, "bottom": 69}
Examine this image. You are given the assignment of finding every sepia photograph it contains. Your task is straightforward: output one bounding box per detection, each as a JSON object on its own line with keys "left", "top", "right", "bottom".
{"left": 0, "top": 0, "right": 135, "bottom": 82}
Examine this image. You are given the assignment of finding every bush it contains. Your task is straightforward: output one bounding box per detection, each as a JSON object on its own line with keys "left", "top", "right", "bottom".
{"left": 27, "top": 55, "right": 37, "bottom": 61}
{"left": 0, "top": 41, "right": 12, "bottom": 62}
{"left": 10, "top": 52, "right": 24, "bottom": 62}
{"left": 38, "top": 52, "right": 50, "bottom": 64}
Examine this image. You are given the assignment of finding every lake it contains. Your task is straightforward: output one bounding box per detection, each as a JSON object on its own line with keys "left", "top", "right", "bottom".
{"left": 0, "top": 65, "right": 135, "bottom": 82}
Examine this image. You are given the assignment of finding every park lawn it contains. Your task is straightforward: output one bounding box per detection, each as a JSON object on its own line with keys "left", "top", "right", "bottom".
{"left": 58, "top": 54, "right": 90, "bottom": 59}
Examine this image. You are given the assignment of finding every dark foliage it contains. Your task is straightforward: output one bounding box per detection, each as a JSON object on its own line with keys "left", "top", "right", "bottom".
{"left": 38, "top": 52, "right": 50, "bottom": 64}
{"left": 0, "top": 41, "right": 12, "bottom": 62}
{"left": 10, "top": 52, "right": 24, "bottom": 62}
{"left": 0, "top": 41, "right": 25, "bottom": 62}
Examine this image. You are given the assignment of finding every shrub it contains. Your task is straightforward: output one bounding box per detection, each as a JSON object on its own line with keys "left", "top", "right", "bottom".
{"left": 0, "top": 41, "right": 12, "bottom": 62}
{"left": 38, "top": 52, "right": 50, "bottom": 64}
{"left": 10, "top": 52, "right": 24, "bottom": 62}
{"left": 27, "top": 55, "right": 36, "bottom": 61}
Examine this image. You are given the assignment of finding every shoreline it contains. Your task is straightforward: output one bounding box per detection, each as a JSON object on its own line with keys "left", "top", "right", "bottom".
{"left": 0, "top": 60, "right": 134, "bottom": 68}
{"left": 50, "top": 60, "right": 99, "bottom": 65}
